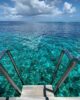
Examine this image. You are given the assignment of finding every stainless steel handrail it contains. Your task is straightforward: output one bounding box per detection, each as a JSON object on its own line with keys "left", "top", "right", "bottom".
{"left": 52, "top": 49, "right": 80, "bottom": 94}
{"left": 63, "top": 49, "right": 73, "bottom": 60}
{"left": 0, "top": 50, "right": 24, "bottom": 85}
{"left": 51, "top": 49, "right": 80, "bottom": 84}
{"left": 54, "top": 58, "right": 78, "bottom": 94}
{"left": 6, "top": 50, "right": 24, "bottom": 85}
{"left": 0, "top": 50, "right": 7, "bottom": 60}
{"left": 51, "top": 50, "right": 65, "bottom": 84}
{"left": 0, "top": 63, "right": 21, "bottom": 95}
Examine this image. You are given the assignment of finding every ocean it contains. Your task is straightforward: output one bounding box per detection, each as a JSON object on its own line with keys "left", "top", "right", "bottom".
{"left": 0, "top": 21, "right": 80, "bottom": 97}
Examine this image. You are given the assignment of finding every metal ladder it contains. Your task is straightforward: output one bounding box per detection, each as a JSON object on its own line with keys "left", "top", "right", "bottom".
{"left": 0, "top": 49, "right": 80, "bottom": 96}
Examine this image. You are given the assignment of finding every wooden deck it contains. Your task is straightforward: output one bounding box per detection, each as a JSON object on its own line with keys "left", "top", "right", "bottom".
{"left": 0, "top": 85, "right": 79, "bottom": 100}
{"left": 0, "top": 97, "right": 80, "bottom": 100}
{"left": 21, "top": 85, "right": 54, "bottom": 97}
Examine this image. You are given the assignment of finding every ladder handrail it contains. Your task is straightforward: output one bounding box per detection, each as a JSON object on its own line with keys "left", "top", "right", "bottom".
{"left": 51, "top": 50, "right": 65, "bottom": 84}
{"left": 62, "top": 49, "right": 80, "bottom": 62}
{"left": 54, "top": 58, "right": 78, "bottom": 94}
{"left": 62, "top": 49, "right": 73, "bottom": 60}
{"left": 0, "top": 50, "right": 24, "bottom": 85}
{"left": 51, "top": 49, "right": 80, "bottom": 84}
{"left": 0, "top": 50, "right": 7, "bottom": 60}
{"left": 0, "top": 63, "right": 21, "bottom": 95}
{"left": 52, "top": 49, "right": 80, "bottom": 94}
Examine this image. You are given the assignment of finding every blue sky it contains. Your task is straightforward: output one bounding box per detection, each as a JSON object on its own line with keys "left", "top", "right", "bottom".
{"left": 0, "top": 0, "right": 80, "bottom": 21}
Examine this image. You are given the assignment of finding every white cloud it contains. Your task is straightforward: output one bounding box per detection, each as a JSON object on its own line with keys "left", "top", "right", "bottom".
{"left": 0, "top": 0, "right": 62, "bottom": 16}
{"left": 63, "top": 2, "right": 76, "bottom": 14}
{"left": 0, "top": 0, "right": 77, "bottom": 20}
{"left": 13, "top": 0, "right": 63, "bottom": 16}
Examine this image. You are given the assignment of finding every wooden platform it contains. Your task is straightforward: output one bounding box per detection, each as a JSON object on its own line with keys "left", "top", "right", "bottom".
{"left": 0, "top": 97, "right": 80, "bottom": 100}
{"left": 21, "top": 85, "right": 54, "bottom": 97}
{"left": 0, "top": 85, "right": 80, "bottom": 100}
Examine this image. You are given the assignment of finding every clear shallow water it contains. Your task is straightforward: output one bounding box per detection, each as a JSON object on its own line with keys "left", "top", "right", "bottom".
{"left": 0, "top": 22, "right": 80, "bottom": 97}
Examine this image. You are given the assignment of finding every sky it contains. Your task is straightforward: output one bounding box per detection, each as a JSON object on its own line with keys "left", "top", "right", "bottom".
{"left": 0, "top": 0, "right": 80, "bottom": 22}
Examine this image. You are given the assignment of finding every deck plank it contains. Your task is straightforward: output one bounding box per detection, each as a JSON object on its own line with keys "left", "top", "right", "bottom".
{"left": 21, "top": 85, "right": 54, "bottom": 97}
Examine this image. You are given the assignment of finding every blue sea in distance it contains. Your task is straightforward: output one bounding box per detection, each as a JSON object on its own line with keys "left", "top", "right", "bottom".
{"left": 0, "top": 21, "right": 80, "bottom": 97}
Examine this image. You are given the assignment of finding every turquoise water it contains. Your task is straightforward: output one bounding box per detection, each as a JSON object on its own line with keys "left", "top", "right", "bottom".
{"left": 0, "top": 22, "right": 80, "bottom": 97}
